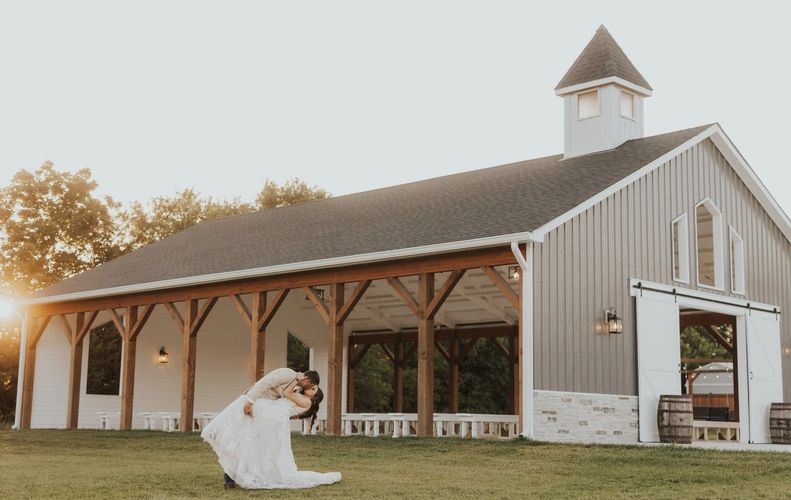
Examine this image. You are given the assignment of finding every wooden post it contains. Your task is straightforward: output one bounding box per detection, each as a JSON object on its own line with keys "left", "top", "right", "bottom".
{"left": 327, "top": 283, "right": 345, "bottom": 435}
{"left": 20, "top": 314, "right": 51, "bottom": 429}
{"left": 180, "top": 299, "right": 198, "bottom": 433}
{"left": 66, "top": 313, "right": 85, "bottom": 429}
{"left": 417, "top": 273, "right": 435, "bottom": 437}
{"left": 119, "top": 307, "right": 139, "bottom": 430}
{"left": 346, "top": 339, "right": 355, "bottom": 413}
{"left": 509, "top": 327, "right": 518, "bottom": 415}
{"left": 250, "top": 291, "right": 266, "bottom": 383}
{"left": 394, "top": 337, "right": 404, "bottom": 412}
{"left": 449, "top": 330, "right": 459, "bottom": 413}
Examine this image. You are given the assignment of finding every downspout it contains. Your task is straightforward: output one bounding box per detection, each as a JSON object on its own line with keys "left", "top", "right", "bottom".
{"left": 511, "top": 241, "right": 534, "bottom": 438}
{"left": 13, "top": 308, "right": 27, "bottom": 430}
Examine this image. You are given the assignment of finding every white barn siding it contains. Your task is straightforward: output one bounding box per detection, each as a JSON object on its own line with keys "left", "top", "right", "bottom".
{"left": 30, "top": 322, "right": 69, "bottom": 428}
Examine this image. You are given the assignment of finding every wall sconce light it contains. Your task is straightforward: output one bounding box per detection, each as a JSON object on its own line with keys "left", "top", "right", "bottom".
{"left": 305, "top": 286, "right": 325, "bottom": 301}
{"left": 605, "top": 307, "right": 623, "bottom": 334}
{"left": 158, "top": 346, "right": 169, "bottom": 364}
{"left": 507, "top": 266, "right": 520, "bottom": 281}
{"left": 784, "top": 346, "right": 791, "bottom": 357}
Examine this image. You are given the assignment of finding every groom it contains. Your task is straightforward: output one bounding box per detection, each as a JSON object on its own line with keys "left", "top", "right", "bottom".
{"left": 223, "top": 367, "right": 320, "bottom": 489}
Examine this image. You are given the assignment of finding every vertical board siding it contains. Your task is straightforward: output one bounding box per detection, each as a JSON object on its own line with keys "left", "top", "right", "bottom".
{"left": 533, "top": 139, "right": 791, "bottom": 398}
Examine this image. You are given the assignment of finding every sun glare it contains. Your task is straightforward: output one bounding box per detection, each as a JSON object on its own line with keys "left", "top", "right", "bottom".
{"left": 0, "top": 298, "right": 17, "bottom": 320}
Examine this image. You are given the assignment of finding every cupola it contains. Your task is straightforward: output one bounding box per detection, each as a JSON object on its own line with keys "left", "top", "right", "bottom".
{"left": 556, "top": 25, "right": 652, "bottom": 158}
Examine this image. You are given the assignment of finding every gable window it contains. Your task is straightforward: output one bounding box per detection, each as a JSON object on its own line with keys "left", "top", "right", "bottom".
{"left": 672, "top": 213, "right": 690, "bottom": 283}
{"left": 577, "top": 90, "right": 599, "bottom": 120}
{"left": 86, "top": 321, "right": 123, "bottom": 396}
{"left": 620, "top": 90, "right": 634, "bottom": 119}
{"left": 730, "top": 227, "right": 745, "bottom": 294}
{"left": 695, "top": 199, "right": 724, "bottom": 289}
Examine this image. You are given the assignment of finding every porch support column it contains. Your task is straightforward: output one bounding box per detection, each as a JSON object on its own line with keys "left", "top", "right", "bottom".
{"left": 111, "top": 304, "right": 156, "bottom": 430}
{"left": 449, "top": 330, "right": 459, "bottom": 413}
{"left": 232, "top": 290, "right": 290, "bottom": 384}
{"left": 417, "top": 273, "right": 435, "bottom": 437}
{"left": 327, "top": 283, "right": 345, "bottom": 435}
{"left": 19, "top": 314, "right": 51, "bottom": 429}
{"left": 63, "top": 312, "right": 99, "bottom": 429}
{"left": 394, "top": 337, "right": 404, "bottom": 412}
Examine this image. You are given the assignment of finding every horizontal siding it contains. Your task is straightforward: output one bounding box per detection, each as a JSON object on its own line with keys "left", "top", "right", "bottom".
{"left": 533, "top": 139, "right": 791, "bottom": 399}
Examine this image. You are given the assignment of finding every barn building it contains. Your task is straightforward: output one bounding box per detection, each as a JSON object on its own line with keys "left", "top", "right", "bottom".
{"left": 15, "top": 26, "right": 790, "bottom": 444}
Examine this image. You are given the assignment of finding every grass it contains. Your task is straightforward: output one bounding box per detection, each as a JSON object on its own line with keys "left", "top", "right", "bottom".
{"left": 1, "top": 430, "right": 791, "bottom": 499}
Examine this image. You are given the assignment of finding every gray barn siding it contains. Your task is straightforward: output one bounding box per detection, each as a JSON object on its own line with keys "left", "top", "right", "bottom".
{"left": 532, "top": 139, "right": 791, "bottom": 399}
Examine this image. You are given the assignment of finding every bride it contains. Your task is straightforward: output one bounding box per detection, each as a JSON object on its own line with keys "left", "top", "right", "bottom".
{"left": 201, "top": 379, "right": 341, "bottom": 490}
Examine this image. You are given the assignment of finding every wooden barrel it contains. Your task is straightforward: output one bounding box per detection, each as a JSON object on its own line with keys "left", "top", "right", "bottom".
{"left": 657, "top": 394, "right": 693, "bottom": 444}
{"left": 770, "top": 403, "right": 791, "bottom": 445}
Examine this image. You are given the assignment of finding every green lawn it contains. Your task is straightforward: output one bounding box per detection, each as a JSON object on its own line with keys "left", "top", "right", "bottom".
{"left": 1, "top": 430, "right": 791, "bottom": 499}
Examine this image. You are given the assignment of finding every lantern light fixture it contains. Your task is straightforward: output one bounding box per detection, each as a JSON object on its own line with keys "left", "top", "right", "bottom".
{"left": 507, "top": 266, "right": 520, "bottom": 281}
{"left": 305, "top": 287, "right": 325, "bottom": 301}
{"left": 605, "top": 307, "right": 623, "bottom": 334}
{"left": 158, "top": 346, "right": 169, "bottom": 364}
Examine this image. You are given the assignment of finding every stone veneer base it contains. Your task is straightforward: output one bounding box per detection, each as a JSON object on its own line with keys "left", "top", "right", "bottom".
{"left": 533, "top": 390, "right": 639, "bottom": 444}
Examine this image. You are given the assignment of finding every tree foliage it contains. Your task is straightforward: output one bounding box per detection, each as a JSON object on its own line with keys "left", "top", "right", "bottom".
{"left": 120, "top": 189, "right": 256, "bottom": 251}
{"left": 286, "top": 333, "right": 310, "bottom": 373}
{"left": 256, "top": 177, "right": 330, "bottom": 210}
{"left": 0, "top": 162, "right": 120, "bottom": 294}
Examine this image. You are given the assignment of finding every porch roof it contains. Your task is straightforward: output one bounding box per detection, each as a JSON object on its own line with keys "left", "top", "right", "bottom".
{"left": 34, "top": 125, "right": 709, "bottom": 300}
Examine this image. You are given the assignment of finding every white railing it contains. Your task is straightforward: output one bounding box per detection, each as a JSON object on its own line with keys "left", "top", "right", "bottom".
{"left": 308, "top": 413, "right": 519, "bottom": 439}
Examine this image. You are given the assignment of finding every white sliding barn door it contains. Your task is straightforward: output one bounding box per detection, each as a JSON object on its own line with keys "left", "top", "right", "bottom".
{"left": 636, "top": 292, "right": 681, "bottom": 442}
{"left": 745, "top": 311, "right": 784, "bottom": 444}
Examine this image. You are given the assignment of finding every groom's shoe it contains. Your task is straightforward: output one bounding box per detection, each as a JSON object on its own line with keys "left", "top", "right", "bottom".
{"left": 223, "top": 473, "right": 236, "bottom": 490}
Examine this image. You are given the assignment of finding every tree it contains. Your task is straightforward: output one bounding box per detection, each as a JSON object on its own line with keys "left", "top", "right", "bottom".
{"left": 256, "top": 177, "right": 330, "bottom": 210}
{"left": 0, "top": 325, "right": 20, "bottom": 422}
{"left": 286, "top": 333, "right": 310, "bottom": 372}
{"left": 120, "top": 189, "right": 256, "bottom": 251}
{"left": 0, "top": 161, "right": 121, "bottom": 293}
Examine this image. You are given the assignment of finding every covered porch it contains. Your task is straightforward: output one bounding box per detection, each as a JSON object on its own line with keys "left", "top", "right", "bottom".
{"left": 18, "top": 244, "right": 534, "bottom": 438}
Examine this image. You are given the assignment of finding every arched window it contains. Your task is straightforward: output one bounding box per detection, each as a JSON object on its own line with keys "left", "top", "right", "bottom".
{"left": 695, "top": 199, "right": 724, "bottom": 289}
{"left": 672, "top": 213, "right": 690, "bottom": 283}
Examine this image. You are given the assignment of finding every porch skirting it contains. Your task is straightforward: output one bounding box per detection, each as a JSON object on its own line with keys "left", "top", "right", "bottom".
{"left": 533, "top": 390, "right": 639, "bottom": 444}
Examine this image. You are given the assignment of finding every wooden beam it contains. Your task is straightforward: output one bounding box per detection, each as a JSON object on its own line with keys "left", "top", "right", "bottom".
{"left": 66, "top": 313, "right": 84, "bottom": 429}
{"left": 230, "top": 294, "right": 252, "bottom": 329}
{"left": 434, "top": 340, "right": 450, "bottom": 362}
{"left": 250, "top": 292, "right": 266, "bottom": 383}
{"left": 449, "top": 332, "right": 459, "bottom": 413}
{"left": 258, "top": 289, "right": 290, "bottom": 331}
{"left": 481, "top": 266, "right": 518, "bottom": 309}
{"left": 378, "top": 343, "right": 394, "bottom": 364}
{"left": 326, "top": 284, "right": 345, "bottom": 435}
{"left": 336, "top": 280, "right": 372, "bottom": 325}
{"left": 489, "top": 337, "right": 510, "bottom": 359}
{"left": 58, "top": 314, "right": 74, "bottom": 344}
{"left": 426, "top": 269, "right": 466, "bottom": 319}
{"left": 76, "top": 310, "right": 99, "bottom": 344}
{"left": 130, "top": 304, "right": 156, "bottom": 340}
{"left": 680, "top": 312, "right": 736, "bottom": 330}
{"left": 352, "top": 344, "right": 373, "bottom": 368}
{"left": 164, "top": 302, "right": 185, "bottom": 331}
{"left": 190, "top": 297, "right": 218, "bottom": 337}
{"left": 394, "top": 340, "right": 405, "bottom": 412}
{"left": 108, "top": 308, "right": 126, "bottom": 337}
{"left": 304, "top": 287, "right": 330, "bottom": 326}
{"left": 119, "top": 306, "right": 138, "bottom": 430}
{"left": 701, "top": 325, "right": 735, "bottom": 355}
{"left": 386, "top": 277, "right": 419, "bottom": 316}
{"left": 348, "top": 324, "right": 516, "bottom": 345}
{"left": 180, "top": 299, "right": 198, "bottom": 433}
{"left": 33, "top": 245, "right": 519, "bottom": 317}
{"left": 20, "top": 314, "right": 51, "bottom": 429}
{"left": 417, "top": 273, "right": 435, "bottom": 437}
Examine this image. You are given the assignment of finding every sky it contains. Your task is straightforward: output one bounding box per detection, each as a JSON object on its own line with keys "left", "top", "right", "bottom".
{"left": 0, "top": 1, "right": 789, "bottom": 217}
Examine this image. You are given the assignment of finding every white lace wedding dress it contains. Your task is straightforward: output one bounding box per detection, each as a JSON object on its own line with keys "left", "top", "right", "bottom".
{"left": 201, "top": 395, "right": 341, "bottom": 489}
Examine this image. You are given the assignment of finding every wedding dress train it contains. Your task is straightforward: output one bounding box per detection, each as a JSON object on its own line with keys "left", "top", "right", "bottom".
{"left": 201, "top": 395, "right": 341, "bottom": 489}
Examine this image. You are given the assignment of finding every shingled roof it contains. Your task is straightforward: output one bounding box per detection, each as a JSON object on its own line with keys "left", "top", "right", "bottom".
{"left": 556, "top": 25, "right": 652, "bottom": 92}
{"left": 32, "top": 125, "right": 710, "bottom": 300}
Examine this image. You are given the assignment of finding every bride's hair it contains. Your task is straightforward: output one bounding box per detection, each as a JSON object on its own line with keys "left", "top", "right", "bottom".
{"left": 292, "top": 388, "right": 324, "bottom": 431}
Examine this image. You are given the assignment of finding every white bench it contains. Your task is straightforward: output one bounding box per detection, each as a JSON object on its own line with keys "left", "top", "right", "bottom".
{"left": 301, "top": 418, "right": 327, "bottom": 435}
{"left": 693, "top": 420, "right": 740, "bottom": 441}
{"left": 458, "top": 414, "right": 519, "bottom": 439}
